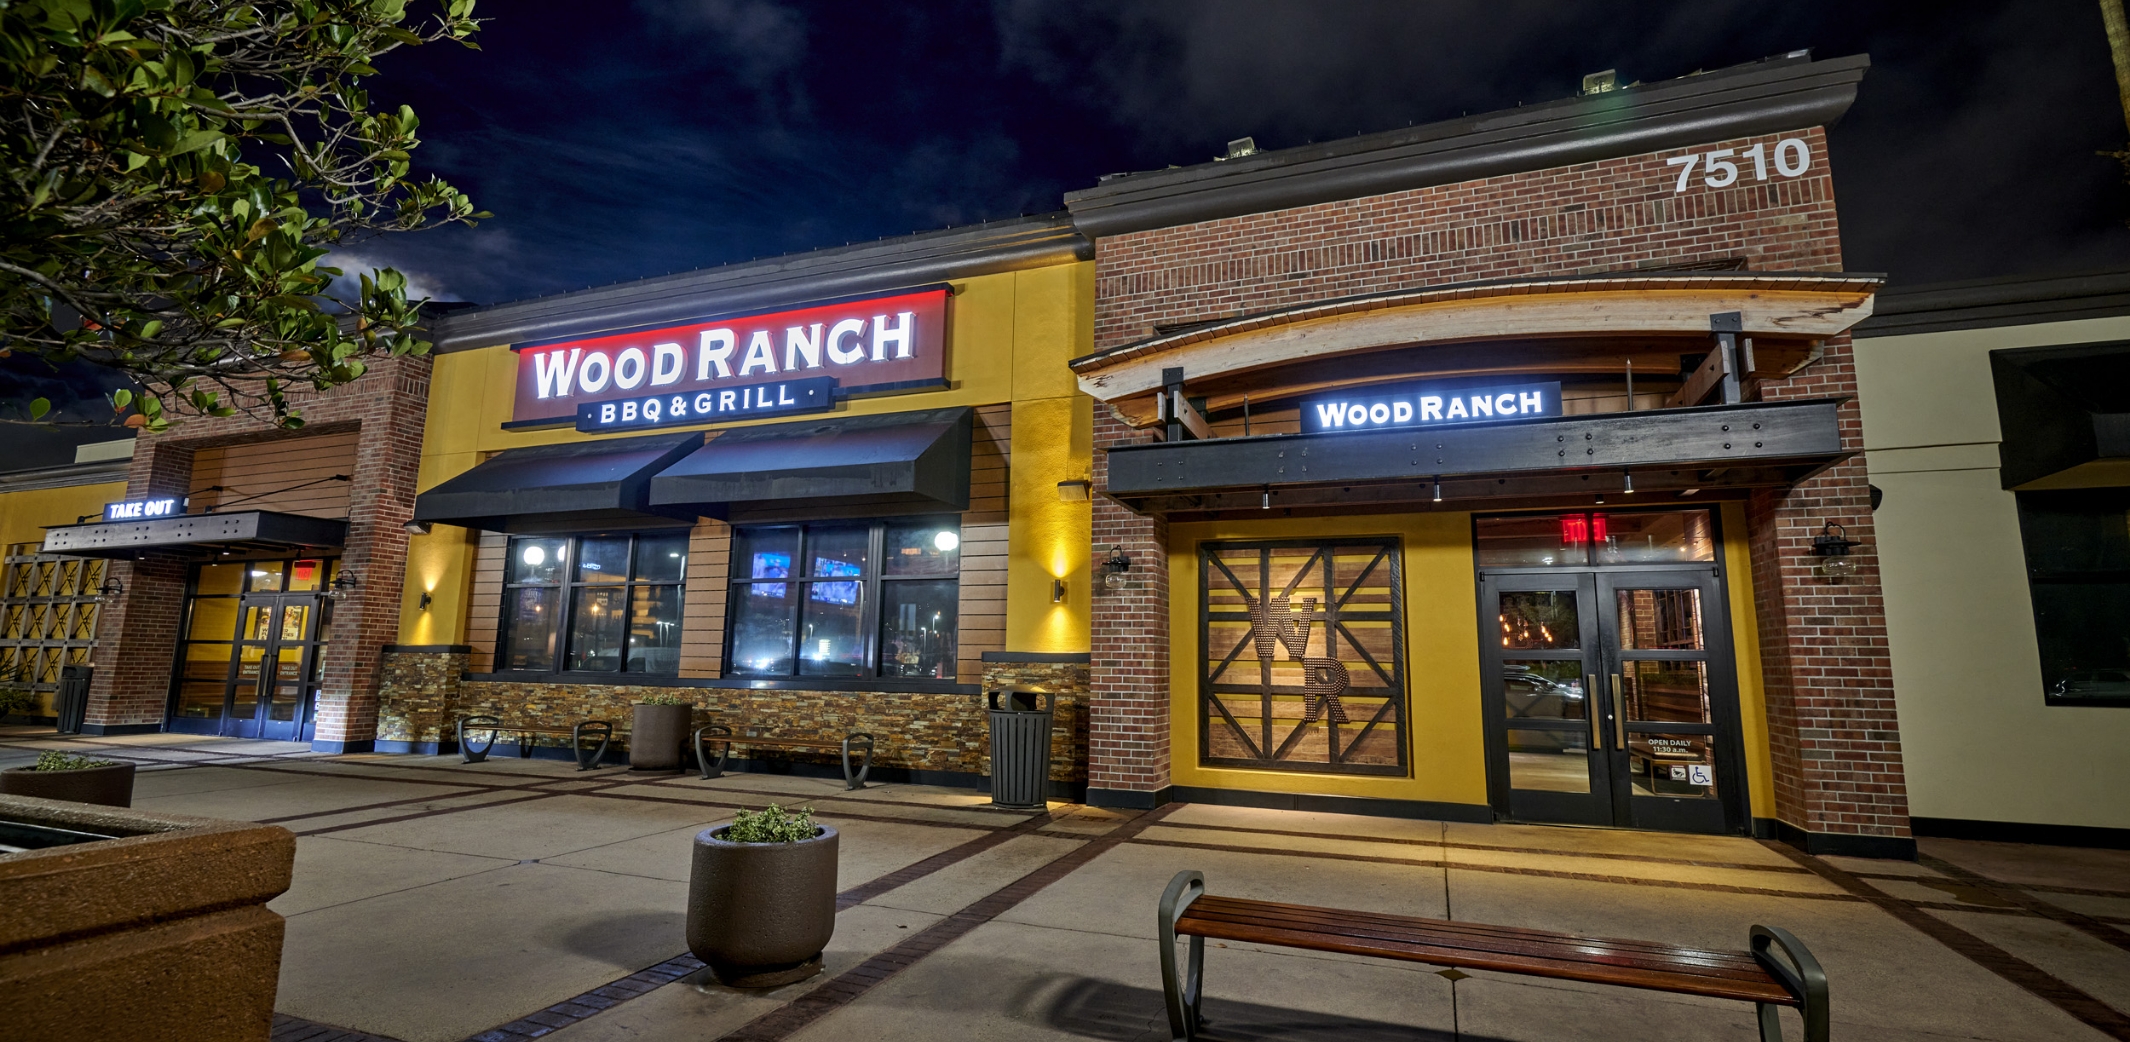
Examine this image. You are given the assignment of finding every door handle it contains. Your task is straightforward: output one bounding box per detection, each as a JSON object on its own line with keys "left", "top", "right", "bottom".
{"left": 1586, "top": 675, "right": 1602, "bottom": 749}
{"left": 1612, "top": 673, "right": 1627, "bottom": 749}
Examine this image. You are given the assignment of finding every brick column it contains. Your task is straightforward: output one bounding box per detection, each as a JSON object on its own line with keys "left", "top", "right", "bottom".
{"left": 1749, "top": 334, "right": 1913, "bottom": 857}
{"left": 312, "top": 356, "right": 430, "bottom": 752}
{"left": 1087, "top": 411, "right": 1173, "bottom": 806}
{"left": 83, "top": 440, "right": 196, "bottom": 733}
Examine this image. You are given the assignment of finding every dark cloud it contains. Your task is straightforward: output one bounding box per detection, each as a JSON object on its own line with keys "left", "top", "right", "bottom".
{"left": 13, "top": 0, "right": 2130, "bottom": 423}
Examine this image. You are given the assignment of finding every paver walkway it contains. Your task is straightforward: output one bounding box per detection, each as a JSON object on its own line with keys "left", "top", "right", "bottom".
{"left": 4, "top": 727, "right": 2126, "bottom": 1042}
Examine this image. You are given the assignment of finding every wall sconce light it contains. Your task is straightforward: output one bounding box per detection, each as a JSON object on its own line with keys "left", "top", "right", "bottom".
{"left": 326, "top": 572, "right": 359, "bottom": 599}
{"left": 404, "top": 520, "right": 433, "bottom": 536}
{"left": 418, "top": 590, "right": 433, "bottom": 610}
{"left": 1052, "top": 578, "right": 1068, "bottom": 603}
{"left": 96, "top": 578, "right": 124, "bottom": 600}
{"left": 1811, "top": 521, "right": 1861, "bottom": 582}
{"left": 1056, "top": 479, "right": 1091, "bottom": 503}
{"left": 1102, "top": 545, "right": 1132, "bottom": 589}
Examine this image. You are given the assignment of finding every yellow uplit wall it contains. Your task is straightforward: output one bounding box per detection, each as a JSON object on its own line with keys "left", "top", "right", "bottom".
{"left": 1166, "top": 511, "right": 1490, "bottom": 806}
{"left": 0, "top": 482, "right": 127, "bottom": 550}
{"left": 402, "top": 261, "right": 1096, "bottom": 655}
{"left": 1856, "top": 315, "right": 2130, "bottom": 830}
{"left": 1166, "top": 504, "right": 1775, "bottom": 820}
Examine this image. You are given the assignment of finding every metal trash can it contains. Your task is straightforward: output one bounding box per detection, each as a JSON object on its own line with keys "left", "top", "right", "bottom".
{"left": 987, "top": 688, "right": 1057, "bottom": 809}
{"left": 55, "top": 665, "right": 91, "bottom": 734}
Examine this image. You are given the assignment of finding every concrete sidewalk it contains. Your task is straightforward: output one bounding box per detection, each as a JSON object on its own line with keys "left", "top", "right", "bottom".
{"left": 4, "top": 729, "right": 2126, "bottom": 1042}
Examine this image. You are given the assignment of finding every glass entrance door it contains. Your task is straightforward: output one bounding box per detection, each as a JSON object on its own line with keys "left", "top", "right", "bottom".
{"left": 1477, "top": 510, "right": 1746, "bottom": 835}
{"left": 229, "top": 594, "right": 327, "bottom": 741}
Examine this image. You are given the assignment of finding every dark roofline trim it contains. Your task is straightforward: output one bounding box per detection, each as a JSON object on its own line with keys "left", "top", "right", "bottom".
{"left": 1853, "top": 268, "right": 2130, "bottom": 338}
{"left": 1064, "top": 52, "right": 1868, "bottom": 238}
{"left": 506, "top": 283, "right": 956, "bottom": 352}
{"left": 431, "top": 214, "right": 1090, "bottom": 355}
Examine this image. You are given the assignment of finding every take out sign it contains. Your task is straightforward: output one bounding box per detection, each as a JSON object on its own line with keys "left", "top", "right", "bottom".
{"left": 509, "top": 288, "right": 948, "bottom": 425}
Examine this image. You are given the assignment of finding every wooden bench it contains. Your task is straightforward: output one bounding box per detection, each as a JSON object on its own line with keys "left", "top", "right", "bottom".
{"left": 1157, "top": 870, "right": 1827, "bottom": 1042}
{"left": 691, "top": 724, "right": 875, "bottom": 790}
{"left": 456, "top": 716, "right": 613, "bottom": 771}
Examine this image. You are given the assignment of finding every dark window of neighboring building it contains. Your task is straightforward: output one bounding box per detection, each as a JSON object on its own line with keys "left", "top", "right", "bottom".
{"left": 726, "top": 518, "right": 960, "bottom": 680}
{"left": 499, "top": 533, "right": 686, "bottom": 675}
{"left": 2014, "top": 489, "right": 2130, "bottom": 705}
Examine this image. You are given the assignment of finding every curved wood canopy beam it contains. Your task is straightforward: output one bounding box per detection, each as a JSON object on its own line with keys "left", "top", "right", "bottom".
{"left": 1072, "top": 272, "right": 1880, "bottom": 426}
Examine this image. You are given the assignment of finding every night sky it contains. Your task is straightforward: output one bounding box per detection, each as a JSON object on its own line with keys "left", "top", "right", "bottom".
{"left": 9, "top": 0, "right": 2130, "bottom": 440}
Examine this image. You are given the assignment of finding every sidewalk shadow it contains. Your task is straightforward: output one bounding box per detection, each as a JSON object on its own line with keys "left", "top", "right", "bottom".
{"left": 1028, "top": 976, "right": 1474, "bottom": 1042}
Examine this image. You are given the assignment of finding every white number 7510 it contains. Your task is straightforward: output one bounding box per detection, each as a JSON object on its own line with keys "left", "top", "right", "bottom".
{"left": 1666, "top": 138, "right": 1812, "bottom": 192}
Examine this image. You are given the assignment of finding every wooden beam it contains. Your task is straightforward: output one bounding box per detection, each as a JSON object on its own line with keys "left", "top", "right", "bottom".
{"left": 1075, "top": 282, "right": 1876, "bottom": 405}
{"left": 1665, "top": 343, "right": 1729, "bottom": 409}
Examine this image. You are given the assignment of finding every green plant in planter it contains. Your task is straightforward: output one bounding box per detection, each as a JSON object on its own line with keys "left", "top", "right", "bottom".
{"left": 0, "top": 688, "right": 35, "bottom": 718}
{"left": 639, "top": 694, "right": 691, "bottom": 706}
{"left": 724, "top": 804, "right": 819, "bottom": 843}
{"left": 31, "top": 751, "right": 120, "bottom": 772}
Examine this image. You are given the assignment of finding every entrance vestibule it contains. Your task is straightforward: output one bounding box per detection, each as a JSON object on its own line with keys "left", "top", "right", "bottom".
{"left": 1477, "top": 508, "right": 1748, "bottom": 835}
{"left": 168, "top": 556, "right": 337, "bottom": 742}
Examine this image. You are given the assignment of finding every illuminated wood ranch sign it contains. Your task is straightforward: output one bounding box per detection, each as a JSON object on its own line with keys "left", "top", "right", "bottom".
{"left": 509, "top": 287, "right": 949, "bottom": 430}
{"left": 1298, "top": 381, "right": 1561, "bottom": 434}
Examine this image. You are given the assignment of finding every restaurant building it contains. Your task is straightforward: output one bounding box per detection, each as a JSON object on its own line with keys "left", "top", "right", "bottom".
{"left": 373, "top": 217, "right": 1101, "bottom": 792}
{"left": 18, "top": 49, "right": 2092, "bottom": 857}
{"left": 1063, "top": 50, "right": 1910, "bottom": 857}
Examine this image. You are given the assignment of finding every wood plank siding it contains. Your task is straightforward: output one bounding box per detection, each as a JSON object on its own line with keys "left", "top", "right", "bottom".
{"left": 189, "top": 431, "right": 359, "bottom": 517}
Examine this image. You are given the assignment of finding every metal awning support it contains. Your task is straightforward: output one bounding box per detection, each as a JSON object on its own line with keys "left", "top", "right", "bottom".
{"left": 1104, "top": 398, "right": 1849, "bottom": 518}
{"left": 40, "top": 510, "right": 348, "bottom": 560}
{"left": 412, "top": 431, "right": 704, "bottom": 533}
{"left": 647, "top": 407, "right": 973, "bottom": 520}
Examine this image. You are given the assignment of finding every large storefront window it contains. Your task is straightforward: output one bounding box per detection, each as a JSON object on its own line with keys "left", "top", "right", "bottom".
{"left": 727, "top": 518, "right": 960, "bottom": 680}
{"left": 499, "top": 533, "right": 686, "bottom": 675}
{"left": 2014, "top": 489, "right": 2130, "bottom": 705}
{"left": 1199, "top": 538, "right": 1408, "bottom": 775}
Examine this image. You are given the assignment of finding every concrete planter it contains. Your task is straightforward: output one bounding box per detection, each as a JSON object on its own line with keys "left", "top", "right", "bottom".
{"left": 630, "top": 703, "right": 694, "bottom": 772}
{"left": 0, "top": 794, "right": 296, "bottom": 1041}
{"left": 0, "top": 761, "right": 135, "bottom": 807}
{"left": 686, "top": 824, "right": 839, "bottom": 987}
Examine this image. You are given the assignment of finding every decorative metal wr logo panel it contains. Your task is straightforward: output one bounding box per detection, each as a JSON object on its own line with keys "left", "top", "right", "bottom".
{"left": 1200, "top": 539, "right": 1407, "bottom": 775}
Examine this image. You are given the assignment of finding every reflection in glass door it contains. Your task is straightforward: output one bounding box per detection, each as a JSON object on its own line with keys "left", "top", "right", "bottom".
{"left": 168, "top": 558, "right": 334, "bottom": 741}
{"left": 1477, "top": 510, "right": 1744, "bottom": 835}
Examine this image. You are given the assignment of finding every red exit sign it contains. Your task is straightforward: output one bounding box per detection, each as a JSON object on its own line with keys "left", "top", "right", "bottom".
{"left": 510, "top": 287, "right": 949, "bottom": 426}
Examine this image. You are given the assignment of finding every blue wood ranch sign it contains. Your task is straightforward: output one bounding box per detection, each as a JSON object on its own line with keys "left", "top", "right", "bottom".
{"left": 1298, "top": 381, "right": 1562, "bottom": 434}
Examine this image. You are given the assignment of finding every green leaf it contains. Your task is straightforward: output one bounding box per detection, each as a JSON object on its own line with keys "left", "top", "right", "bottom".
{"left": 28, "top": 398, "right": 51, "bottom": 421}
{"left": 111, "top": 389, "right": 133, "bottom": 410}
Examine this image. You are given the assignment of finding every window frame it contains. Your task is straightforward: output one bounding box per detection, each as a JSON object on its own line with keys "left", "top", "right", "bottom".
{"left": 497, "top": 531, "right": 688, "bottom": 677}
{"left": 725, "top": 517, "right": 962, "bottom": 681}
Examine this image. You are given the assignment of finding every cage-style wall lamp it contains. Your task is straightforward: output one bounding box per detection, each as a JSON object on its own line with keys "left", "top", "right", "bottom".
{"left": 1810, "top": 522, "right": 1861, "bottom": 582}
{"left": 326, "top": 572, "right": 359, "bottom": 599}
{"left": 1102, "top": 545, "right": 1132, "bottom": 589}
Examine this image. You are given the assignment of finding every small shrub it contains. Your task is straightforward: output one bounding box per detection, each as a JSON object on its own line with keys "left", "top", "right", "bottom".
{"left": 31, "top": 750, "right": 119, "bottom": 772}
{"left": 0, "top": 688, "right": 34, "bottom": 718}
{"left": 722, "top": 803, "right": 818, "bottom": 844}
{"left": 638, "top": 694, "right": 690, "bottom": 706}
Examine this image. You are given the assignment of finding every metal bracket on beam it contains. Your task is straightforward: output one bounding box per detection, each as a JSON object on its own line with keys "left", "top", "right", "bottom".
{"left": 1711, "top": 311, "right": 1744, "bottom": 405}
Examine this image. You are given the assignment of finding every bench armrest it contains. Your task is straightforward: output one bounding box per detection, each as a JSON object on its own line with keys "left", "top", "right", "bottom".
{"left": 1158, "top": 871, "right": 1207, "bottom": 1042}
{"left": 1751, "top": 924, "right": 1828, "bottom": 1042}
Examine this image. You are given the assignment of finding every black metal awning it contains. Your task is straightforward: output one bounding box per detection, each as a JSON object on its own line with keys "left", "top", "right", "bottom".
{"left": 40, "top": 510, "right": 348, "bottom": 560}
{"left": 413, "top": 431, "right": 703, "bottom": 533}
{"left": 1104, "top": 398, "right": 1849, "bottom": 518}
{"left": 1991, "top": 342, "right": 2130, "bottom": 489}
{"left": 648, "top": 407, "right": 972, "bottom": 519}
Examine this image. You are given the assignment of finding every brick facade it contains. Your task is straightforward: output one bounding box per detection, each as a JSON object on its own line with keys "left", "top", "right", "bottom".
{"left": 1083, "top": 128, "right": 1911, "bottom": 844}
{"left": 84, "top": 356, "right": 429, "bottom": 748}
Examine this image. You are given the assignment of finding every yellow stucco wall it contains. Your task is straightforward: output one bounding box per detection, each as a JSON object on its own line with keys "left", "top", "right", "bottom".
{"left": 1165, "top": 504, "right": 1774, "bottom": 819}
{"left": 401, "top": 262, "right": 1095, "bottom": 654}
{"left": 1856, "top": 316, "right": 2130, "bottom": 830}
{"left": 0, "top": 482, "right": 127, "bottom": 551}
